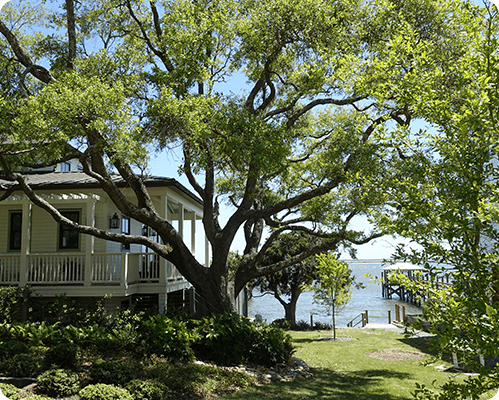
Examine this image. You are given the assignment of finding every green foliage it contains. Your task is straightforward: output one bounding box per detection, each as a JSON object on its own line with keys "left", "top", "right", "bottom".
{"left": 250, "top": 323, "right": 295, "bottom": 367}
{"left": 146, "top": 362, "right": 252, "bottom": 396}
{"left": 125, "top": 379, "right": 168, "bottom": 400}
{"left": 79, "top": 384, "right": 133, "bottom": 400}
{"left": 306, "top": 253, "right": 361, "bottom": 339}
{"left": 372, "top": 2, "right": 499, "bottom": 398}
{"left": 191, "top": 312, "right": 294, "bottom": 366}
{"left": 139, "top": 315, "right": 195, "bottom": 362}
{"left": 0, "top": 0, "right": 451, "bottom": 317}
{"left": 0, "top": 383, "right": 21, "bottom": 399}
{"left": 90, "top": 359, "right": 139, "bottom": 387}
{"left": 0, "top": 340, "right": 29, "bottom": 358}
{"left": 36, "top": 368, "right": 80, "bottom": 398}
{"left": 0, "top": 286, "right": 29, "bottom": 323}
{"left": 0, "top": 321, "right": 65, "bottom": 346}
{"left": 0, "top": 352, "right": 43, "bottom": 377}
{"left": 251, "top": 232, "right": 319, "bottom": 324}
{"left": 43, "top": 342, "right": 81, "bottom": 371}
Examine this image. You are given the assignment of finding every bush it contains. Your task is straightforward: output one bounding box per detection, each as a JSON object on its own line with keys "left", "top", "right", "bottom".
{"left": 125, "top": 379, "right": 168, "bottom": 400}
{"left": 79, "top": 384, "right": 133, "bottom": 400}
{"left": 0, "top": 340, "right": 29, "bottom": 358}
{"left": 90, "top": 359, "right": 139, "bottom": 387}
{"left": 44, "top": 342, "right": 81, "bottom": 370}
{"left": 139, "top": 315, "right": 195, "bottom": 362}
{"left": 36, "top": 368, "right": 80, "bottom": 398}
{"left": 0, "top": 383, "right": 21, "bottom": 399}
{"left": 192, "top": 312, "right": 294, "bottom": 366}
{"left": 0, "top": 286, "right": 30, "bottom": 323}
{"left": 0, "top": 352, "right": 43, "bottom": 377}
{"left": 250, "top": 323, "right": 294, "bottom": 367}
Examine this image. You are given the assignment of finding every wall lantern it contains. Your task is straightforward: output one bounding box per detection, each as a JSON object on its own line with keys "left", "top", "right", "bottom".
{"left": 109, "top": 213, "right": 121, "bottom": 229}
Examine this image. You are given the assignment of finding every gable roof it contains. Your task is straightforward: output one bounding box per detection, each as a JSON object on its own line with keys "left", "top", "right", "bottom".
{"left": 0, "top": 171, "right": 203, "bottom": 206}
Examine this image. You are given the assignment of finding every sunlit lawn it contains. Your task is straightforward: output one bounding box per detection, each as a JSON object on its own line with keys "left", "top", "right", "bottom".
{"left": 223, "top": 328, "right": 498, "bottom": 400}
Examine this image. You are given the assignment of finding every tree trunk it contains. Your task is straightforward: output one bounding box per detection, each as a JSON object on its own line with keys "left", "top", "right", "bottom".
{"left": 332, "top": 302, "right": 336, "bottom": 339}
{"left": 191, "top": 273, "right": 238, "bottom": 316}
{"left": 283, "top": 300, "right": 297, "bottom": 325}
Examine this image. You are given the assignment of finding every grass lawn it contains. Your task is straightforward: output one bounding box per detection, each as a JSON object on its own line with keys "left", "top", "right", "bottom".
{"left": 223, "top": 328, "right": 498, "bottom": 400}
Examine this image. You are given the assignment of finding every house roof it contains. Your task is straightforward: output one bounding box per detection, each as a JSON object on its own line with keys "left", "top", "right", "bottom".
{"left": 0, "top": 171, "right": 203, "bottom": 206}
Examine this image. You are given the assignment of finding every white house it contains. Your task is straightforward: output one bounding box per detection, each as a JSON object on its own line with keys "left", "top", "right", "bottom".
{"left": 0, "top": 166, "right": 209, "bottom": 314}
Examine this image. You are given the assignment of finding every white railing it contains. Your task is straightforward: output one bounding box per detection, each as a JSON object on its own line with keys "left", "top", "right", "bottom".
{"left": 0, "top": 255, "right": 20, "bottom": 284}
{"left": 92, "top": 253, "right": 122, "bottom": 283}
{"left": 0, "top": 252, "right": 187, "bottom": 286}
{"left": 167, "top": 261, "right": 183, "bottom": 281}
{"left": 138, "top": 253, "right": 160, "bottom": 281}
{"left": 27, "top": 254, "right": 85, "bottom": 284}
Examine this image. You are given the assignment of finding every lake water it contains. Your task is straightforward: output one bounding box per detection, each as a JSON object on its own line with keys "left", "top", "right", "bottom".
{"left": 247, "top": 260, "right": 422, "bottom": 327}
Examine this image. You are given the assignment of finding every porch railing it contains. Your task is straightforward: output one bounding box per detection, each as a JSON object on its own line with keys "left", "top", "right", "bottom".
{"left": 0, "top": 255, "right": 20, "bottom": 284}
{"left": 0, "top": 253, "right": 184, "bottom": 286}
{"left": 27, "top": 254, "right": 85, "bottom": 284}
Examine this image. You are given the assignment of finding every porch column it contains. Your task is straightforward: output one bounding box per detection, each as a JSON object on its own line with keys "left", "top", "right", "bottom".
{"left": 84, "top": 200, "right": 95, "bottom": 286}
{"left": 190, "top": 210, "right": 196, "bottom": 257}
{"left": 19, "top": 202, "right": 32, "bottom": 286}
{"left": 178, "top": 204, "right": 184, "bottom": 279}
{"left": 159, "top": 194, "right": 167, "bottom": 283}
{"left": 205, "top": 236, "right": 210, "bottom": 268}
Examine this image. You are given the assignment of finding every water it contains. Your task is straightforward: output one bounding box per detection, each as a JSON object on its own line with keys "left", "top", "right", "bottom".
{"left": 248, "top": 261, "right": 422, "bottom": 327}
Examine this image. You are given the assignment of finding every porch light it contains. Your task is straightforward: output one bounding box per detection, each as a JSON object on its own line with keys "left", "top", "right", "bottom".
{"left": 109, "top": 213, "right": 120, "bottom": 229}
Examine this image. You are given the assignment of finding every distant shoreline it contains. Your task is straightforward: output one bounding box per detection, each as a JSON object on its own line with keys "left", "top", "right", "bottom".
{"left": 341, "top": 259, "right": 387, "bottom": 264}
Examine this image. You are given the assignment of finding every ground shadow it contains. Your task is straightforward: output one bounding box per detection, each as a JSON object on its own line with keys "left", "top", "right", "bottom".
{"left": 398, "top": 336, "right": 455, "bottom": 364}
{"left": 224, "top": 368, "right": 414, "bottom": 399}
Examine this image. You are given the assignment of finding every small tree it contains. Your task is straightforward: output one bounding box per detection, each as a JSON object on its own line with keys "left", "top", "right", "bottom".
{"left": 250, "top": 232, "right": 319, "bottom": 325}
{"left": 307, "top": 253, "right": 361, "bottom": 339}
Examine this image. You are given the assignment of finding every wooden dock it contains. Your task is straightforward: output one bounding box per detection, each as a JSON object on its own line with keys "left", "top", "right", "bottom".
{"left": 381, "top": 262, "right": 452, "bottom": 306}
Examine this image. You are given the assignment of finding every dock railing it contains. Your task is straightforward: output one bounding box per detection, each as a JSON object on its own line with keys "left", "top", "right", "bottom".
{"left": 347, "top": 309, "right": 393, "bottom": 328}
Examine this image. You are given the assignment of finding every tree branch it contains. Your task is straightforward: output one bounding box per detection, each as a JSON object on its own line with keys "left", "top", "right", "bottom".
{"left": 0, "top": 20, "right": 55, "bottom": 84}
{"left": 65, "top": 0, "right": 77, "bottom": 69}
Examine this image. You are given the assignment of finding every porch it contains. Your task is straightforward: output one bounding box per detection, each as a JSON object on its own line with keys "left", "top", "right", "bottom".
{"left": 0, "top": 252, "right": 188, "bottom": 297}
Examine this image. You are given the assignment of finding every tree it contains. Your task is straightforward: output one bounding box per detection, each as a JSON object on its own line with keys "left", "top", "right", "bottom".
{"left": 306, "top": 252, "right": 361, "bottom": 339}
{"left": 375, "top": 1, "right": 499, "bottom": 398}
{"left": 250, "top": 232, "right": 319, "bottom": 325}
{"left": 0, "top": 0, "right": 465, "bottom": 313}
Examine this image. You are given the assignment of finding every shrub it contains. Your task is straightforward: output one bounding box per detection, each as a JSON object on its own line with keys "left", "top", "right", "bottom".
{"left": 0, "top": 340, "right": 29, "bottom": 358}
{"left": 79, "top": 384, "right": 133, "bottom": 400}
{"left": 0, "top": 286, "right": 30, "bottom": 323}
{"left": 0, "top": 352, "right": 43, "bottom": 377}
{"left": 250, "top": 323, "right": 294, "bottom": 367}
{"left": 139, "top": 315, "right": 195, "bottom": 362}
{"left": 313, "top": 321, "right": 332, "bottom": 330}
{"left": 271, "top": 318, "right": 292, "bottom": 330}
{"left": 192, "top": 312, "right": 294, "bottom": 366}
{"left": 90, "top": 359, "right": 138, "bottom": 386}
{"left": 36, "top": 368, "right": 80, "bottom": 398}
{"left": 0, "top": 383, "right": 21, "bottom": 399}
{"left": 125, "top": 379, "right": 168, "bottom": 400}
{"left": 44, "top": 342, "right": 81, "bottom": 370}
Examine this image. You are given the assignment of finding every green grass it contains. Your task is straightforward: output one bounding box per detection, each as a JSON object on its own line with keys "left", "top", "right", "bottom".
{"left": 223, "top": 328, "right": 498, "bottom": 400}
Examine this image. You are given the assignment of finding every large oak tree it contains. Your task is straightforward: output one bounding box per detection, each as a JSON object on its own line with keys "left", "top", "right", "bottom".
{"left": 0, "top": 0, "right": 463, "bottom": 313}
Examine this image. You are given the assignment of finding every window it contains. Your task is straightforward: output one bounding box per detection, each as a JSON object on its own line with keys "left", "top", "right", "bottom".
{"left": 59, "top": 210, "right": 80, "bottom": 250}
{"left": 60, "top": 162, "right": 71, "bottom": 172}
{"left": 9, "top": 212, "right": 22, "bottom": 251}
{"left": 122, "top": 215, "right": 130, "bottom": 250}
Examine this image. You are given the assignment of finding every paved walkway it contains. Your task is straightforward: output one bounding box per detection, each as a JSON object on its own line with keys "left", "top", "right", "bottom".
{"left": 362, "top": 323, "right": 434, "bottom": 338}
